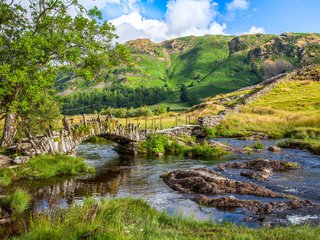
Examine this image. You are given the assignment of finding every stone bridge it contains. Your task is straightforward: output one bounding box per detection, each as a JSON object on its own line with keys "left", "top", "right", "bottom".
{"left": 7, "top": 115, "right": 201, "bottom": 157}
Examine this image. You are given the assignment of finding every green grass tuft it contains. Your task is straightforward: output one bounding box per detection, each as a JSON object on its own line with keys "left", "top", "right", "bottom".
{"left": 6, "top": 189, "right": 31, "bottom": 213}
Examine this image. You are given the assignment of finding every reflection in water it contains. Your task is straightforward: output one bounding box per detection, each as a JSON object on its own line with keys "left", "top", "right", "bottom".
{"left": 12, "top": 139, "right": 320, "bottom": 226}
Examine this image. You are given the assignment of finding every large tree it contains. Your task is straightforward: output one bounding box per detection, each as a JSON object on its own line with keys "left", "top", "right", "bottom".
{"left": 0, "top": 0, "right": 131, "bottom": 147}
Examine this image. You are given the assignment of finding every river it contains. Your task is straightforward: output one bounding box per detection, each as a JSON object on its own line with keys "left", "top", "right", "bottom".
{"left": 11, "top": 139, "right": 320, "bottom": 227}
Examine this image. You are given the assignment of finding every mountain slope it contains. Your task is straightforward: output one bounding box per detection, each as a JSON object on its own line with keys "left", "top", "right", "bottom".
{"left": 58, "top": 33, "right": 320, "bottom": 113}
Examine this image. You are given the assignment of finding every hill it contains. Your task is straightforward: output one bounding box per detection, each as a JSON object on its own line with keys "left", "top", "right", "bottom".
{"left": 58, "top": 33, "right": 320, "bottom": 114}
{"left": 194, "top": 65, "right": 320, "bottom": 139}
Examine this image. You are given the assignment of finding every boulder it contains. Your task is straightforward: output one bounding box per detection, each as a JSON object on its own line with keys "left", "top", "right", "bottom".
{"left": 162, "top": 168, "right": 285, "bottom": 198}
{"left": 268, "top": 146, "right": 282, "bottom": 152}
{"left": 13, "top": 156, "right": 30, "bottom": 165}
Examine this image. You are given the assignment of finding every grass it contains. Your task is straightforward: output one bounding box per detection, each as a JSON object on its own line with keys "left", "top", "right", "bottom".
{"left": 142, "top": 134, "right": 229, "bottom": 158}
{"left": 5, "top": 189, "right": 31, "bottom": 213}
{"left": 14, "top": 197, "right": 320, "bottom": 240}
{"left": 278, "top": 139, "right": 320, "bottom": 155}
{"left": 211, "top": 79, "right": 320, "bottom": 139}
{"left": 0, "top": 154, "right": 94, "bottom": 187}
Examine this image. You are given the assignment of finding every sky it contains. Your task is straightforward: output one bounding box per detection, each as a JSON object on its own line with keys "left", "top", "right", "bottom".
{"left": 16, "top": 0, "right": 320, "bottom": 43}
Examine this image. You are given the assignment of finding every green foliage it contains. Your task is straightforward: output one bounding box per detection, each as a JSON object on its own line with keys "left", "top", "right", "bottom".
{"left": 0, "top": 0, "right": 131, "bottom": 143}
{"left": 144, "top": 134, "right": 229, "bottom": 158}
{"left": 61, "top": 86, "right": 173, "bottom": 115}
{"left": 204, "top": 127, "right": 217, "bottom": 138}
{"left": 146, "top": 134, "right": 169, "bottom": 154}
{"left": 189, "top": 142, "right": 229, "bottom": 158}
{"left": 15, "top": 198, "right": 320, "bottom": 240}
{"left": 6, "top": 189, "right": 31, "bottom": 213}
{"left": 252, "top": 141, "right": 264, "bottom": 149}
{"left": 278, "top": 139, "right": 320, "bottom": 155}
{"left": 0, "top": 154, "right": 93, "bottom": 187}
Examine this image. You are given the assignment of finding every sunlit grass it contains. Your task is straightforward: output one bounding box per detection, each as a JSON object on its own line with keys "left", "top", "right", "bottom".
{"left": 14, "top": 198, "right": 320, "bottom": 240}
{"left": 214, "top": 80, "right": 320, "bottom": 139}
{"left": 0, "top": 154, "right": 93, "bottom": 187}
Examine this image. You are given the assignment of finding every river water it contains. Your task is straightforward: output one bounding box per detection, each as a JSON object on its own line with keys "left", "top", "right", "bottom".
{"left": 12, "top": 139, "right": 320, "bottom": 227}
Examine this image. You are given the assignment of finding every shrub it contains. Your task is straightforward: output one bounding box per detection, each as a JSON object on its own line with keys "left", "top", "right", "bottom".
{"left": 146, "top": 134, "right": 169, "bottom": 154}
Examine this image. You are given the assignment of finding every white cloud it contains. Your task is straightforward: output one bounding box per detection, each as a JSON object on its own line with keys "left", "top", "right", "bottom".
{"left": 247, "top": 26, "right": 265, "bottom": 34}
{"left": 226, "top": 0, "right": 249, "bottom": 11}
{"left": 110, "top": 0, "right": 227, "bottom": 43}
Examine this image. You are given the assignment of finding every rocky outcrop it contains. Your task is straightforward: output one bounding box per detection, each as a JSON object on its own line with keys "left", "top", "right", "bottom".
{"left": 162, "top": 168, "right": 285, "bottom": 198}
{"left": 198, "top": 195, "right": 315, "bottom": 215}
{"left": 217, "top": 159, "right": 300, "bottom": 181}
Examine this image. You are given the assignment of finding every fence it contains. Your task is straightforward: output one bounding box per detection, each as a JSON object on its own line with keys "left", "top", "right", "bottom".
{"left": 66, "top": 114, "right": 198, "bottom": 131}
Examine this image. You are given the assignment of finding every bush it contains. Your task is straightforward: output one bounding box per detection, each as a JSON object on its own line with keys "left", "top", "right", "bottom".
{"left": 146, "top": 134, "right": 169, "bottom": 154}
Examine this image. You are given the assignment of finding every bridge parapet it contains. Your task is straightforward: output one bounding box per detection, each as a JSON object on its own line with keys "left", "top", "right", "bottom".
{"left": 7, "top": 115, "right": 144, "bottom": 157}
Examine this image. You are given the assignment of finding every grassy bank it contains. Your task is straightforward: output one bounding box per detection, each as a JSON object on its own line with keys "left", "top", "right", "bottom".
{"left": 208, "top": 80, "right": 320, "bottom": 139}
{"left": 14, "top": 198, "right": 320, "bottom": 240}
{"left": 140, "top": 134, "right": 229, "bottom": 158}
{"left": 0, "top": 154, "right": 93, "bottom": 187}
{"left": 278, "top": 139, "right": 320, "bottom": 155}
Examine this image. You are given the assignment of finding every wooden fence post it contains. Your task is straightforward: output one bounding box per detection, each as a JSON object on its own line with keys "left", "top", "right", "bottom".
{"left": 82, "top": 114, "right": 87, "bottom": 126}
{"left": 145, "top": 116, "right": 147, "bottom": 135}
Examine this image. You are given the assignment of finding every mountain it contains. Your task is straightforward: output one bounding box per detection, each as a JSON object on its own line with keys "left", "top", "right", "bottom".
{"left": 57, "top": 33, "right": 320, "bottom": 112}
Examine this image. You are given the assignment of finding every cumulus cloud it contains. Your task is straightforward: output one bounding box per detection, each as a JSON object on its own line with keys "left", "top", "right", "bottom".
{"left": 226, "top": 0, "right": 249, "bottom": 11}
{"left": 247, "top": 26, "right": 266, "bottom": 34}
{"left": 110, "top": 0, "right": 227, "bottom": 43}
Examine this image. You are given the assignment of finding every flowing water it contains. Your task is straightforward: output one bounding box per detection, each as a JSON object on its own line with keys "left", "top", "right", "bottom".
{"left": 10, "top": 139, "right": 320, "bottom": 227}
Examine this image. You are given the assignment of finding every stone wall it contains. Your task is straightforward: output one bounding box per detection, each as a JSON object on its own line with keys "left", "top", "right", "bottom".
{"left": 156, "top": 125, "right": 203, "bottom": 137}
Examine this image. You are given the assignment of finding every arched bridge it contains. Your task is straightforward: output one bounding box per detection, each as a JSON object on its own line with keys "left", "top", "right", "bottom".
{"left": 8, "top": 115, "right": 201, "bottom": 157}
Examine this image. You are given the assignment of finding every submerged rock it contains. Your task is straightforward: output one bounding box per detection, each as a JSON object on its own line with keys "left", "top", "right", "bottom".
{"left": 198, "top": 195, "right": 316, "bottom": 215}
{"left": 268, "top": 146, "right": 282, "bottom": 152}
{"left": 217, "top": 159, "right": 300, "bottom": 181}
{"left": 162, "top": 168, "right": 285, "bottom": 198}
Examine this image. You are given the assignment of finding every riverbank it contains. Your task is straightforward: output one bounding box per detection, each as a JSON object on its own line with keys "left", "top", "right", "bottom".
{"left": 14, "top": 198, "right": 320, "bottom": 240}
{"left": 0, "top": 154, "right": 94, "bottom": 187}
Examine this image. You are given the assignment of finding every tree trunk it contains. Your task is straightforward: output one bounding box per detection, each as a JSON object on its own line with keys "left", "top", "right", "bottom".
{"left": 1, "top": 112, "right": 17, "bottom": 148}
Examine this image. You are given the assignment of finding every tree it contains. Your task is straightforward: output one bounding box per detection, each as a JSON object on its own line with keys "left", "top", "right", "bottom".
{"left": 0, "top": 0, "right": 131, "bottom": 147}
{"left": 180, "top": 84, "right": 189, "bottom": 102}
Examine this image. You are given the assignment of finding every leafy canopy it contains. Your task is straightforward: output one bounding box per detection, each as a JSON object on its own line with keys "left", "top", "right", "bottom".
{"left": 0, "top": 0, "right": 131, "bottom": 133}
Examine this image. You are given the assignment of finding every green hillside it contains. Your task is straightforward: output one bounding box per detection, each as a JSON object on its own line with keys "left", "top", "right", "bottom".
{"left": 58, "top": 33, "right": 320, "bottom": 113}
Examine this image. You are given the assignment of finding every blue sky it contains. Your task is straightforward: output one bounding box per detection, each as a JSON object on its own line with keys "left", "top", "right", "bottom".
{"left": 86, "top": 0, "right": 320, "bottom": 43}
